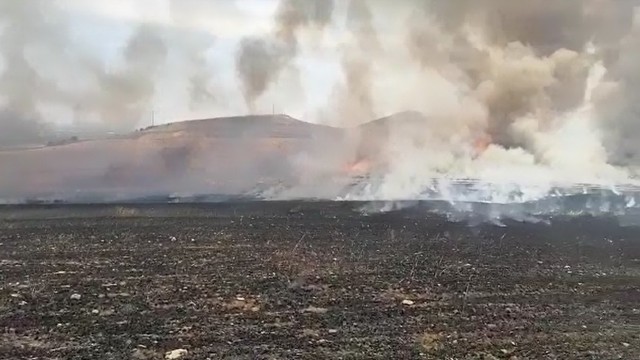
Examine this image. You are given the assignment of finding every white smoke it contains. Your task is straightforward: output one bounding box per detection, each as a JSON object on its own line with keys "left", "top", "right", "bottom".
{"left": 328, "top": 1, "right": 640, "bottom": 208}
{"left": 3, "top": 0, "right": 640, "bottom": 215}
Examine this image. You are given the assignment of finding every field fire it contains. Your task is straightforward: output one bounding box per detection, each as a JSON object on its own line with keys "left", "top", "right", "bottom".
{"left": 2, "top": 1, "right": 640, "bottom": 359}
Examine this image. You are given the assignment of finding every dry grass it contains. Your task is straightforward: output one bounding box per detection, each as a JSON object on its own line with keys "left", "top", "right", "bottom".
{"left": 113, "top": 206, "right": 141, "bottom": 218}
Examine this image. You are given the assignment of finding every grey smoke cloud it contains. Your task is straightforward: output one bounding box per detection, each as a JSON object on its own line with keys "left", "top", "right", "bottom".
{"left": 3, "top": 0, "right": 640, "bottom": 204}
{"left": 168, "top": 0, "right": 218, "bottom": 110}
{"left": 402, "top": 0, "right": 639, "bottom": 160}
{"left": 322, "top": 0, "right": 640, "bottom": 201}
{"left": 0, "top": 0, "right": 231, "bottom": 146}
{"left": 235, "top": 0, "right": 335, "bottom": 110}
{"left": 86, "top": 24, "right": 168, "bottom": 130}
{"left": 0, "top": 0, "right": 64, "bottom": 145}
{"left": 597, "top": 18, "right": 640, "bottom": 166}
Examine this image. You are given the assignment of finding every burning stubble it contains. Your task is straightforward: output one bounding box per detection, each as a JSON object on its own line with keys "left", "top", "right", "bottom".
{"left": 342, "top": 0, "right": 640, "bottom": 201}
{"left": 2, "top": 0, "right": 640, "bottom": 205}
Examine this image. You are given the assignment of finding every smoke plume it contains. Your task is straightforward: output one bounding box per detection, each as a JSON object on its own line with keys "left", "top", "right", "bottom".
{"left": 0, "top": 0, "right": 63, "bottom": 145}
{"left": 332, "top": 0, "right": 640, "bottom": 202}
{"left": 3, "top": 0, "right": 640, "bottom": 207}
{"left": 168, "top": 0, "right": 218, "bottom": 110}
{"left": 328, "top": 0, "right": 380, "bottom": 126}
{"left": 235, "top": 0, "right": 335, "bottom": 110}
{"left": 85, "top": 25, "right": 168, "bottom": 130}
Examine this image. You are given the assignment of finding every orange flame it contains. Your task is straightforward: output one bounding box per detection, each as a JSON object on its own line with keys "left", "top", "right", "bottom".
{"left": 343, "top": 159, "right": 372, "bottom": 175}
{"left": 473, "top": 134, "right": 492, "bottom": 155}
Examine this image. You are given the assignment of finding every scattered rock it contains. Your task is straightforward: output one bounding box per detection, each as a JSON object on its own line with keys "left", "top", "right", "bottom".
{"left": 131, "top": 349, "right": 149, "bottom": 360}
{"left": 165, "top": 349, "right": 188, "bottom": 359}
{"left": 419, "top": 332, "right": 443, "bottom": 351}
{"left": 401, "top": 299, "right": 415, "bottom": 306}
{"left": 302, "top": 306, "right": 328, "bottom": 314}
{"left": 132, "top": 348, "right": 160, "bottom": 360}
{"left": 302, "top": 329, "right": 320, "bottom": 337}
{"left": 70, "top": 293, "right": 82, "bottom": 300}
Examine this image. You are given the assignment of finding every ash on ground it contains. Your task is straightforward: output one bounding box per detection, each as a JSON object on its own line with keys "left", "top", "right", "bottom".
{"left": 0, "top": 202, "right": 639, "bottom": 359}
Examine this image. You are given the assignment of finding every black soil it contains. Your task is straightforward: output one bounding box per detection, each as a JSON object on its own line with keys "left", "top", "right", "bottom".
{"left": 1, "top": 202, "right": 639, "bottom": 359}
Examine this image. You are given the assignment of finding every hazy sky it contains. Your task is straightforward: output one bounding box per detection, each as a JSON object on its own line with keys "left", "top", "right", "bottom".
{"left": 15, "top": 0, "right": 344, "bottom": 127}
{"left": 0, "top": 0, "right": 438, "bottom": 132}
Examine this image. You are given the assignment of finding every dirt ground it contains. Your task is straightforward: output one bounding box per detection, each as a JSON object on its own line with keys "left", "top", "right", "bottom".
{"left": 0, "top": 202, "right": 639, "bottom": 359}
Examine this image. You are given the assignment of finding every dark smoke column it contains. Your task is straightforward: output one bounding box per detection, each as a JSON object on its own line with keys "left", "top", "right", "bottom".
{"left": 235, "top": 0, "right": 334, "bottom": 112}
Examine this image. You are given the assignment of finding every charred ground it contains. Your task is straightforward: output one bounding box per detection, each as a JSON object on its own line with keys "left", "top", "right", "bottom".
{"left": 0, "top": 202, "right": 639, "bottom": 359}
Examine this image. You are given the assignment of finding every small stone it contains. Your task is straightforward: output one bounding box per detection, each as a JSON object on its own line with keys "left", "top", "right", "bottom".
{"left": 402, "top": 299, "right": 415, "bottom": 306}
{"left": 303, "top": 306, "right": 329, "bottom": 314}
{"left": 165, "top": 349, "right": 188, "bottom": 359}
{"left": 70, "top": 293, "right": 82, "bottom": 300}
{"left": 328, "top": 329, "right": 338, "bottom": 334}
{"left": 131, "top": 349, "right": 149, "bottom": 360}
{"left": 236, "top": 297, "right": 245, "bottom": 301}
{"left": 92, "top": 309, "right": 100, "bottom": 314}
{"left": 622, "top": 342, "right": 630, "bottom": 347}
{"left": 18, "top": 301, "right": 28, "bottom": 306}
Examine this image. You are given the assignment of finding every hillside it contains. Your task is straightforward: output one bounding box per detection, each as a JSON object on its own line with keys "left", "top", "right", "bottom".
{"left": 0, "top": 114, "right": 358, "bottom": 202}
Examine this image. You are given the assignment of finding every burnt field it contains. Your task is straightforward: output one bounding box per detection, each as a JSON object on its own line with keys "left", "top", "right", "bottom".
{"left": 0, "top": 202, "right": 639, "bottom": 359}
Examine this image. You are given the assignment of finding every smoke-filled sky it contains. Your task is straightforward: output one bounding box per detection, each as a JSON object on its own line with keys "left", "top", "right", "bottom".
{"left": 0, "top": 0, "right": 346, "bottom": 144}
{"left": 3, "top": 0, "right": 640, "bottom": 196}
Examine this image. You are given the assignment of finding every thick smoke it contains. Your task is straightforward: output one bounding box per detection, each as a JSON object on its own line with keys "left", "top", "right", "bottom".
{"left": 235, "top": 0, "right": 334, "bottom": 111}
{"left": 407, "top": 0, "right": 637, "bottom": 149}
{"left": 333, "top": 0, "right": 640, "bottom": 202}
{"left": 0, "top": 1, "right": 61, "bottom": 145}
{"left": 3, "top": 0, "right": 640, "bottom": 208}
{"left": 596, "top": 12, "right": 640, "bottom": 166}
